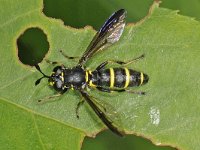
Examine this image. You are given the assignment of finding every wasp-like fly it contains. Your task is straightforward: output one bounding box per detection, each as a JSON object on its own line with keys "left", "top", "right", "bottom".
{"left": 34, "top": 9, "right": 149, "bottom": 136}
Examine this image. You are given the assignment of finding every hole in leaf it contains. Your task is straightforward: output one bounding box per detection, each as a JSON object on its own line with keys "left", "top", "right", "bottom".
{"left": 17, "top": 28, "right": 49, "bottom": 66}
{"left": 43, "top": 0, "right": 153, "bottom": 30}
{"left": 82, "top": 130, "right": 176, "bottom": 150}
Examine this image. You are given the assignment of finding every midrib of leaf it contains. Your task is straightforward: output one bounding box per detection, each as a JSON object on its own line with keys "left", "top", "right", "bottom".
{"left": 32, "top": 113, "right": 46, "bottom": 150}
{"left": 0, "top": 97, "right": 87, "bottom": 135}
{"left": 0, "top": 72, "right": 33, "bottom": 90}
{"left": 0, "top": 98, "right": 85, "bottom": 150}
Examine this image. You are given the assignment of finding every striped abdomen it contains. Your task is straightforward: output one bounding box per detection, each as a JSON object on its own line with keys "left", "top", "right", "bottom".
{"left": 90, "top": 68, "right": 149, "bottom": 88}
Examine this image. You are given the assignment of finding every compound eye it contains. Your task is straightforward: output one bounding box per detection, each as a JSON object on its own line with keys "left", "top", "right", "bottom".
{"left": 56, "top": 69, "right": 62, "bottom": 75}
{"left": 56, "top": 80, "right": 62, "bottom": 88}
{"left": 53, "top": 66, "right": 62, "bottom": 73}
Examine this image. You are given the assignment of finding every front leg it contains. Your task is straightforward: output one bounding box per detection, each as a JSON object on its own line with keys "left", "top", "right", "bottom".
{"left": 45, "top": 50, "right": 80, "bottom": 65}
{"left": 60, "top": 50, "right": 79, "bottom": 60}
{"left": 37, "top": 88, "right": 68, "bottom": 104}
{"left": 45, "top": 59, "right": 63, "bottom": 65}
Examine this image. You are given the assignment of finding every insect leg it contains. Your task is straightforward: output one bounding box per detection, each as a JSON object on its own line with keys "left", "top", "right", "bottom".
{"left": 79, "top": 90, "right": 124, "bottom": 136}
{"left": 60, "top": 50, "right": 79, "bottom": 60}
{"left": 45, "top": 50, "right": 79, "bottom": 65}
{"left": 125, "top": 89, "right": 145, "bottom": 95}
{"left": 37, "top": 93, "right": 62, "bottom": 104}
{"left": 122, "top": 54, "right": 145, "bottom": 66}
{"left": 96, "top": 54, "right": 144, "bottom": 71}
{"left": 75, "top": 99, "right": 85, "bottom": 119}
{"left": 96, "top": 86, "right": 145, "bottom": 95}
{"left": 96, "top": 87, "right": 112, "bottom": 92}
{"left": 37, "top": 89, "right": 68, "bottom": 104}
{"left": 45, "top": 59, "right": 62, "bottom": 65}
{"left": 96, "top": 87, "right": 124, "bottom": 93}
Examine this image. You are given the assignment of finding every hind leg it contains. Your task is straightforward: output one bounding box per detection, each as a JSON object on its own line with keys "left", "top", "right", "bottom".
{"left": 96, "top": 54, "right": 144, "bottom": 71}
{"left": 96, "top": 86, "right": 145, "bottom": 95}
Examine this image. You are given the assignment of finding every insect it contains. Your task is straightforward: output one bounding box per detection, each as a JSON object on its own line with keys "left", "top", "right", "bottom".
{"left": 34, "top": 9, "right": 149, "bottom": 136}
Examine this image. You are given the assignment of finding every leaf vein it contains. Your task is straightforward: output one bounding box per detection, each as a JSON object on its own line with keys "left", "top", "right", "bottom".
{"left": 32, "top": 113, "right": 46, "bottom": 150}
{"left": 0, "top": 72, "right": 33, "bottom": 90}
{"left": 0, "top": 8, "right": 39, "bottom": 28}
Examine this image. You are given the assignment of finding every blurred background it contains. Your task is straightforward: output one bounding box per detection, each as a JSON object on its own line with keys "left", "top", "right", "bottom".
{"left": 17, "top": 0, "right": 200, "bottom": 149}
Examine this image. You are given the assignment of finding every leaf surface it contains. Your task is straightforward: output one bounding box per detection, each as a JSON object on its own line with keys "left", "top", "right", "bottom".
{"left": 0, "top": 1, "right": 200, "bottom": 150}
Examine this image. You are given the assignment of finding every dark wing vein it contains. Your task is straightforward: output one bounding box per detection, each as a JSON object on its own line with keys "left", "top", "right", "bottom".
{"left": 79, "top": 90, "right": 124, "bottom": 136}
{"left": 78, "top": 9, "right": 127, "bottom": 66}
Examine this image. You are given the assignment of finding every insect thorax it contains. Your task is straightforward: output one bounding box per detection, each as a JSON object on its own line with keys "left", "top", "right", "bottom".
{"left": 49, "top": 66, "right": 87, "bottom": 90}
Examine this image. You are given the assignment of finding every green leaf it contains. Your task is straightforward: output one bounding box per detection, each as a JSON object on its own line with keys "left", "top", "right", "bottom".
{"left": 0, "top": 1, "right": 199, "bottom": 150}
{"left": 0, "top": 98, "right": 84, "bottom": 149}
{"left": 161, "top": 0, "right": 200, "bottom": 21}
{"left": 43, "top": 0, "right": 154, "bottom": 29}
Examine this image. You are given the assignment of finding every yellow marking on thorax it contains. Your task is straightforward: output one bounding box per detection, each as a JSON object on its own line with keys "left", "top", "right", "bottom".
{"left": 110, "top": 68, "right": 115, "bottom": 88}
{"left": 71, "top": 85, "right": 74, "bottom": 90}
{"left": 140, "top": 72, "right": 144, "bottom": 85}
{"left": 49, "top": 81, "right": 54, "bottom": 86}
{"left": 88, "top": 70, "right": 96, "bottom": 87}
{"left": 88, "top": 70, "right": 92, "bottom": 75}
{"left": 61, "top": 72, "right": 64, "bottom": 82}
{"left": 85, "top": 71, "right": 89, "bottom": 82}
{"left": 124, "top": 68, "right": 130, "bottom": 88}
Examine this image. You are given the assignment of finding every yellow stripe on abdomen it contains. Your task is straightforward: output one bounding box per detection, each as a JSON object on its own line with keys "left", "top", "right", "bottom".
{"left": 140, "top": 72, "right": 144, "bottom": 85}
{"left": 89, "top": 80, "right": 96, "bottom": 87}
{"left": 110, "top": 68, "right": 115, "bottom": 88}
{"left": 124, "top": 68, "right": 130, "bottom": 88}
{"left": 85, "top": 71, "right": 89, "bottom": 82}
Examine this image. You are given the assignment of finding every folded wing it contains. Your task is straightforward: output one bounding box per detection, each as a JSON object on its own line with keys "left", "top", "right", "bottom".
{"left": 78, "top": 9, "right": 127, "bottom": 66}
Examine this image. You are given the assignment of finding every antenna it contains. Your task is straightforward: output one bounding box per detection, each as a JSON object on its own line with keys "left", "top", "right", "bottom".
{"left": 34, "top": 64, "right": 50, "bottom": 85}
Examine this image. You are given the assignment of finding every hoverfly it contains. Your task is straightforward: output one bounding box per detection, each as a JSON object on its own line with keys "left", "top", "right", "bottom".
{"left": 35, "top": 9, "right": 149, "bottom": 136}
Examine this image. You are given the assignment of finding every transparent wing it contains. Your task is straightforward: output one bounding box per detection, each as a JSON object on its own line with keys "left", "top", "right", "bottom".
{"left": 91, "top": 95, "right": 123, "bottom": 127}
{"left": 80, "top": 90, "right": 124, "bottom": 136}
{"left": 78, "top": 9, "right": 126, "bottom": 65}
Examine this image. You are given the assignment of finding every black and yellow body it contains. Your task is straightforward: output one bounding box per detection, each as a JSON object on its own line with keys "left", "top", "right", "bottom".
{"left": 48, "top": 66, "right": 148, "bottom": 93}
{"left": 48, "top": 66, "right": 86, "bottom": 91}
{"left": 88, "top": 68, "right": 148, "bottom": 89}
{"left": 34, "top": 9, "right": 149, "bottom": 137}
